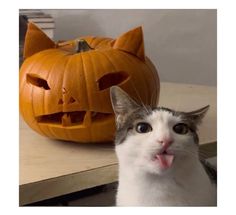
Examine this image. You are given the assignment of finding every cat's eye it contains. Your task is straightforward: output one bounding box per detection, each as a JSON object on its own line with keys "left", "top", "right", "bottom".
{"left": 173, "top": 123, "right": 189, "bottom": 135}
{"left": 136, "top": 122, "right": 152, "bottom": 133}
{"left": 27, "top": 73, "right": 50, "bottom": 90}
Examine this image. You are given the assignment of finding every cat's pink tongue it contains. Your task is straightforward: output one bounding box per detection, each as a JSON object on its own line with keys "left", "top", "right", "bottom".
{"left": 156, "top": 154, "right": 174, "bottom": 169}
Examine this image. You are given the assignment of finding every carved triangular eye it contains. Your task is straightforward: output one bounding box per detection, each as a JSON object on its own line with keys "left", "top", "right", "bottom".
{"left": 97, "top": 71, "right": 129, "bottom": 90}
{"left": 26, "top": 73, "right": 50, "bottom": 90}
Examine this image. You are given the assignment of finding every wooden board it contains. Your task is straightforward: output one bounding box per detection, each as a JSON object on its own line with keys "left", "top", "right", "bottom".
{"left": 19, "top": 82, "right": 217, "bottom": 205}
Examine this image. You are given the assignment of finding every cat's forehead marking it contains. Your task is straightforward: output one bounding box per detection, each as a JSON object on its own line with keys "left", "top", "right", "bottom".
{"left": 148, "top": 107, "right": 181, "bottom": 122}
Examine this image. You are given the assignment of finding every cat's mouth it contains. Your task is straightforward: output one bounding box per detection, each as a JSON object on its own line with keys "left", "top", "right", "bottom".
{"left": 152, "top": 150, "right": 175, "bottom": 169}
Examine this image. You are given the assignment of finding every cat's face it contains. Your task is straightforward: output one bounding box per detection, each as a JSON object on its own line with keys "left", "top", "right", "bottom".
{"left": 110, "top": 86, "right": 209, "bottom": 175}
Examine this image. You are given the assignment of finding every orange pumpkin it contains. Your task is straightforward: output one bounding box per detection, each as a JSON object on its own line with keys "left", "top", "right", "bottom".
{"left": 19, "top": 23, "right": 160, "bottom": 143}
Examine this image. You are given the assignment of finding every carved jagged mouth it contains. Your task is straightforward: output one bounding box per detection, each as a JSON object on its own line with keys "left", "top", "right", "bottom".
{"left": 36, "top": 111, "right": 113, "bottom": 127}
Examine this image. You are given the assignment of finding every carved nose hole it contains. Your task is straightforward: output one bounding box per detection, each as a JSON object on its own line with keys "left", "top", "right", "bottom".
{"left": 62, "top": 87, "right": 67, "bottom": 94}
{"left": 68, "top": 97, "right": 76, "bottom": 104}
{"left": 58, "top": 99, "right": 64, "bottom": 105}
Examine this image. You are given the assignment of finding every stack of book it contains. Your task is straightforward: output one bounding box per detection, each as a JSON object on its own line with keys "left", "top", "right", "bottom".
{"left": 19, "top": 9, "right": 55, "bottom": 39}
{"left": 19, "top": 14, "right": 28, "bottom": 66}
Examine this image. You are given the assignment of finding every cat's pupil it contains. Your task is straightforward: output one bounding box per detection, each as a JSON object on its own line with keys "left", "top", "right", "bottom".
{"left": 136, "top": 122, "right": 152, "bottom": 133}
{"left": 173, "top": 123, "right": 189, "bottom": 135}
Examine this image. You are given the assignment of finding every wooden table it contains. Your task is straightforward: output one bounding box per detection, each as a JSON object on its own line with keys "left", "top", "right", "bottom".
{"left": 19, "top": 82, "right": 217, "bottom": 205}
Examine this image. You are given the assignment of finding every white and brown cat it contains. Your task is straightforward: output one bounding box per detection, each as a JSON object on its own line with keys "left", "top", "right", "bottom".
{"left": 110, "top": 86, "right": 216, "bottom": 206}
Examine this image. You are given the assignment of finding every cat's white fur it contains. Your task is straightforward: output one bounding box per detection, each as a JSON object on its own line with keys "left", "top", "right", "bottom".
{"left": 115, "top": 110, "right": 216, "bottom": 206}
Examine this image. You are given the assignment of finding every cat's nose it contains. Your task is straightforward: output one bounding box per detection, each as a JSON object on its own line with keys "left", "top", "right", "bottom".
{"left": 157, "top": 138, "right": 173, "bottom": 149}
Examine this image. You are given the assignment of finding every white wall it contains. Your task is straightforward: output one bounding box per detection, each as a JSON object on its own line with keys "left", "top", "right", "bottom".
{"left": 43, "top": 9, "right": 216, "bottom": 86}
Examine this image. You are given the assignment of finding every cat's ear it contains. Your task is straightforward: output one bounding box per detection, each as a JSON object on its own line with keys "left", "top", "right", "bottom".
{"left": 185, "top": 105, "right": 210, "bottom": 125}
{"left": 112, "top": 26, "right": 145, "bottom": 61}
{"left": 23, "top": 22, "right": 55, "bottom": 59}
{"left": 110, "top": 86, "right": 140, "bottom": 127}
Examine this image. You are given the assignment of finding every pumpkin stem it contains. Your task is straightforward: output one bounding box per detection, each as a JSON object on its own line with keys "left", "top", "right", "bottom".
{"left": 75, "top": 39, "right": 93, "bottom": 52}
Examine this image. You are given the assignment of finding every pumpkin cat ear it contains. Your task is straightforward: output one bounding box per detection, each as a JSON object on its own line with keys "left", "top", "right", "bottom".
{"left": 23, "top": 22, "right": 55, "bottom": 59}
{"left": 112, "top": 26, "right": 145, "bottom": 61}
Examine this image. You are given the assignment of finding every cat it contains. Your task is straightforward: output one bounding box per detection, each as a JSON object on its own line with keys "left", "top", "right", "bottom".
{"left": 110, "top": 86, "right": 216, "bottom": 206}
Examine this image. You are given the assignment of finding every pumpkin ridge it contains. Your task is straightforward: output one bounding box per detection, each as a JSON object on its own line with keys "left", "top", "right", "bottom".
{"left": 100, "top": 50, "right": 132, "bottom": 81}
{"left": 87, "top": 50, "right": 115, "bottom": 113}
{"left": 21, "top": 82, "right": 43, "bottom": 134}
{"left": 89, "top": 51, "right": 111, "bottom": 110}
{"left": 100, "top": 50, "right": 148, "bottom": 105}
{"left": 90, "top": 37, "right": 104, "bottom": 48}
{"left": 96, "top": 51, "right": 117, "bottom": 74}
{"left": 97, "top": 51, "right": 122, "bottom": 108}
{"left": 29, "top": 51, "right": 56, "bottom": 136}
{"left": 73, "top": 54, "right": 89, "bottom": 108}
{"left": 95, "top": 38, "right": 113, "bottom": 49}
{"left": 61, "top": 55, "right": 75, "bottom": 140}
{"left": 20, "top": 51, "right": 52, "bottom": 93}
{"left": 101, "top": 52, "right": 127, "bottom": 86}
{"left": 43, "top": 53, "right": 68, "bottom": 138}
{"left": 34, "top": 52, "right": 64, "bottom": 137}
{"left": 80, "top": 53, "right": 93, "bottom": 140}
{"left": 98, "top": 52, "right": 128, "bottom": 90}
{"left": 112, "top": 50, "right": 149, "bottom": 104}
{"left": 80, "top": 53, "right": 90, "bottom": 109}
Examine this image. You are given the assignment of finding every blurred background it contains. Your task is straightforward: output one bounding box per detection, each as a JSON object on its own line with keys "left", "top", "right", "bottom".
{"left": 20, "top": 9, "right": 216, "bottom": 86}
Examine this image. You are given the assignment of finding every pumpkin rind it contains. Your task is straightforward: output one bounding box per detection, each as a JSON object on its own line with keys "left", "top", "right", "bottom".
{"left": 20, "top": 25, "right": 160, "bottom": 143}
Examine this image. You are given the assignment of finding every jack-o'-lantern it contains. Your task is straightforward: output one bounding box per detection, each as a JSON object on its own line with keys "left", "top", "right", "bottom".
{"left": 19, "top": 23, "right": 160, "bottom": 143}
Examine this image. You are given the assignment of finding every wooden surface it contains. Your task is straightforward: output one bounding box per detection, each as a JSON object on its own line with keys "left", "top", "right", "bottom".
{"left": 19, "top": 82, "right": 217, "bottom": 205}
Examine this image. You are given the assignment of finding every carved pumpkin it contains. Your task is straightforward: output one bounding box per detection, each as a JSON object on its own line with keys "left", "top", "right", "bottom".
{"left": 19, "top": 23, "right": 160, "bottom": 143}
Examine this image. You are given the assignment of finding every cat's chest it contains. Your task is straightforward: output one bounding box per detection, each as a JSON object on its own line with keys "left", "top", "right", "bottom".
{"left": 130, "top": 178, "right": 198, "bottom": 206}
{"left": 117, "top": 170, "right": 216, "bottom": 206}
{"left": 138, "top": 180, "right": 202, "bottom": 206}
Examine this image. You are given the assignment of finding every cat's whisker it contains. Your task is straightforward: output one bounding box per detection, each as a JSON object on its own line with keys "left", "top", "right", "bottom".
{"left": 151, "top": 90, "right": 156, "bottom": 108}
{"left": 131, "top": 82, "right": 149, "bottom": 114}
{"left": 147, "top": 147, "right": 203, "bottom": 161}
{"left": 173, "top": 148, "right": 197, "bottom": 155}
{"left": 198, "top": 147, "right": 217, "bottom": 158}
{"left": 198, "top": 150, "right": 212, "bottom": 156}
{"left": 150, "top": 91, "right": 153, "bottom": 107}
{"left": 174, "top": 148, "right": 210, "bottom": 163}
{"left": 198, "top": 148, "right": 215, "bottom": 156}
{"left": 174, "top": 148, "right": 201, "bottom": 158}
{"left": 171, "top": 88, "right": 181, "bottom": 111}
{"left": 199, "top": 148, "right": 217, "bottom": 153}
